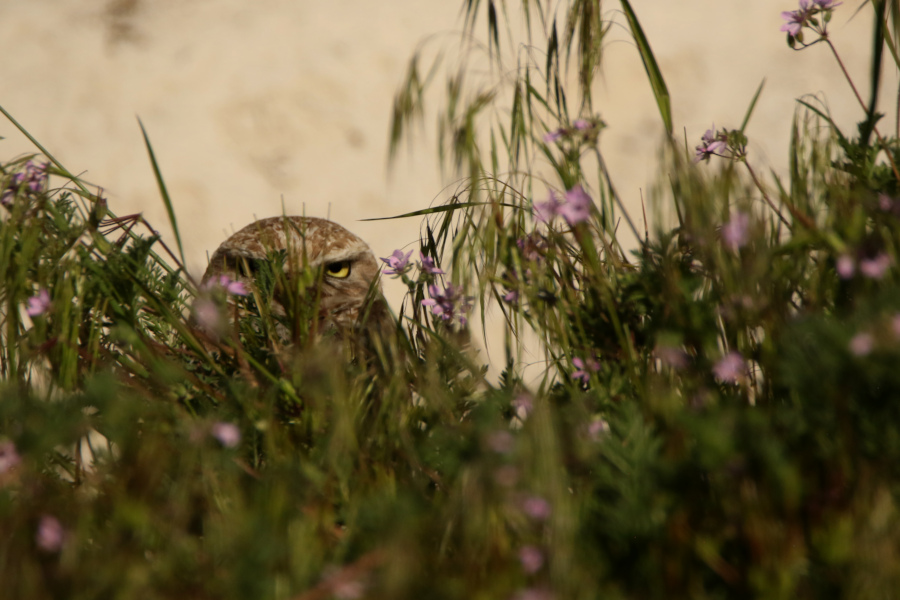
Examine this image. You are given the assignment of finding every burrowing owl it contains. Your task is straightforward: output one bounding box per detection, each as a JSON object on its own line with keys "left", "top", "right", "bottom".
{"left": 201, "top": 216, "right": 391, "bottom": 339}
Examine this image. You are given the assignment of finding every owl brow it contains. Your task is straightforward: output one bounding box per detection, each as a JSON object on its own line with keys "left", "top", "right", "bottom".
{"left": 309, "top": 248, "right": 366, "bottom": 267}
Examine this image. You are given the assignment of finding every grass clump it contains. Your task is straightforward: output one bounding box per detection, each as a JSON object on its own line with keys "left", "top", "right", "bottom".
{"left": 4, "top": 1, "right": 900, "bottom": 598}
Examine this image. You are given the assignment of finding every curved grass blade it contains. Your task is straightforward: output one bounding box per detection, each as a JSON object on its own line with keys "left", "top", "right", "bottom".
{"left": 620, "top": 0, "right": 672, "bottom": 136}
{"left": 138, "top": 117, "right": 186, "bottom": 269}
{"left": 360, "top": 201, "right": 520, "bottom": 221}
{"left": 0, "top": 104, "right": 179, "bottom": 275}
{"left": 739, "top": 78, "right": 766, "bottom": 134}
{"left": 0, "top": 103, "right": 90, "bottom": 196}
{"left": 796, "top": 99, "right": 847, "bottom": 143}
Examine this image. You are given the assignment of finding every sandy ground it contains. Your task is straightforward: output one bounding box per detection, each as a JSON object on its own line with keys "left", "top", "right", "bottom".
{"left": 0, "top": 0, "right": 893, "bottom": 371}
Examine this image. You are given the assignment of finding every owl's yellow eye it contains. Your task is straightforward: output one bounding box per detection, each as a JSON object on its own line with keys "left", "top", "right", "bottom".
{"left": 325, "top": 261, "right": 351, "bottom": 278}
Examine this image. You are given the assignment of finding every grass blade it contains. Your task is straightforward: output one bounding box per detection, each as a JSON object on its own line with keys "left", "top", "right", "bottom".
{"left": 0, "top": 103, "right": 89, "bottom": 196}
{"left": 138, "top": 117, "right": 186, "bottom": 269}
{"left": 360, "top": 201, "right": 519, "bottom": 221}
{"left": 620, "top": 0, "right": 672, "bottom": 136}
{"left": 739, "top": 78, "right": 766, "bottom": 134}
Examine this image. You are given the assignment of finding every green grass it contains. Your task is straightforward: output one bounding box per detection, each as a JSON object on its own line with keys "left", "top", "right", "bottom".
{"left": 3, "top": 1, "right": 900, "bottom": 598}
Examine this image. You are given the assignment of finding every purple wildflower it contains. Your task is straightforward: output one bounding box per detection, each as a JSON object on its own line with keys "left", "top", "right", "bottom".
{"left": 879, "top": 193, "right": 894, "bottom": 212}
{"left": 781, "top": 0, "right": 811, "bottom": 36}
{"left": 780, "top": 11, "right": 805, "bottom": 36}
{"left": 25, "top": 289, "right": 51, "bottom": 317}
{"left": 572, "top": 356, "right": 600, "bottom": 383}
{"left": 418, "top": 252, "right": 444, "bottom": 275}
{"left": 654, "top": 345, "right": 689, "bottom": 370}
{"left": 193, "top": 298, "right": 221, "bottom": 332}
{"left": 588, "top": 418, "right": 610, "bottom": 440}
{"left": 203, "top": 275, "right": 249, "bottom": 296}
{"left": 0, "top": 440, "right": 21, "bottom": 474}
{"left": 849, "top": 332, "right": 874, "bottom": 357}
{"left": 558, "top": 185, "right": 593, "bottom": 226}
{"left": 836, "top": 254, "right": 855, "bottom": 279}
{"left": 713, "top": 351, "right": 746, "bottom": 383}
{"left": 2, "top": 161, "right": 49, "bottom": 207}
{"left": 226, "top": 280, "right": 248, "bottom": 296}
{"left": 486, "top": 430, "right": 515, "bottom": 454}
{"left": 721, "top": 212, "right": 751, "bottom": 251}
{"left": 333, "top": 579, "right": 365, "bottom": 600}
{"left": 859, "top": 253, "right": 891, "bottom": 279}
{"left": 380, "top": 249, "right": 413, "bottom": 276}
{"left": 543, "top": 128, "right": 565, "bottom": 143}
{"left": 516, "top": 234, "right": 547, "bottom": 261}
{"left": 211, "top": 422, "right": 241, "bottom": 448}
{"left": 421, "top": 283, "right": 472, "bottom": 326}
{"left": 503, "top": 289, "right": 520, "bottom": 304}
{"left": 544, "top": 120, "right": 596, "bottom": 142}
{"left": 534, "top": 186, "right": 593, "bottom": 226}
{"left": 695, "top": 125, "right": 727, "bottom": 162}
{"left": 892, "top": 314, "right": 900, "bottom": 338}
{"left": 36, "top": 515, "right": 65, "bottom": 553}
{"left": 533, "top": 191, "right": 563, "bottom": 223}
{"left": 812, "top": 0, "right": 841, "bottom": 8}
{"left": 521, "top": 495, "right": 551, "bottom": 521}
{"left": 519, "top": 546, "right": 544, "bottom": 574}
{"left": 511, "top": 393, "right": 533, "bottom": 417}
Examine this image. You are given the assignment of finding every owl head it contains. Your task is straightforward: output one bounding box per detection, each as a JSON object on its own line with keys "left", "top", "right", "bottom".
{"left": 201, "top": 216, "right": 387, "bottom": 337}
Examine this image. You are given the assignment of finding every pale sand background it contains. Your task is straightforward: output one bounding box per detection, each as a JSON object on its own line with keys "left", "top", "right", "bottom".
{"left": 0, "top": 0, "right": 893, "bottom": 370}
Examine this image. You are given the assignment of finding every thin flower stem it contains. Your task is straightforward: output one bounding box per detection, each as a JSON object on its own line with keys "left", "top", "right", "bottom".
{"left": 592, "top": 148, "right": 643, "bottom": 245}
{"left": 827, "top": 40, "right": 900, "bottom": 182}
{"left": 744, "top": 160, "right": 815, "bottom": 230}
{"left": 826, "top": 40, "right": 867, "bottom": 110}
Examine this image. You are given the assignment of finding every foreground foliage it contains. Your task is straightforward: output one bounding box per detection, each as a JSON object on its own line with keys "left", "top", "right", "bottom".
{"left": 3, "top": 1, "right": 900, "bottom": 598}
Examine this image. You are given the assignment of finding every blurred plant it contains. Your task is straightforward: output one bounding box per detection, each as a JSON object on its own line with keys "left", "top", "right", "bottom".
{"left": 2, "top": 0, "right": 900, "bottom": 598}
